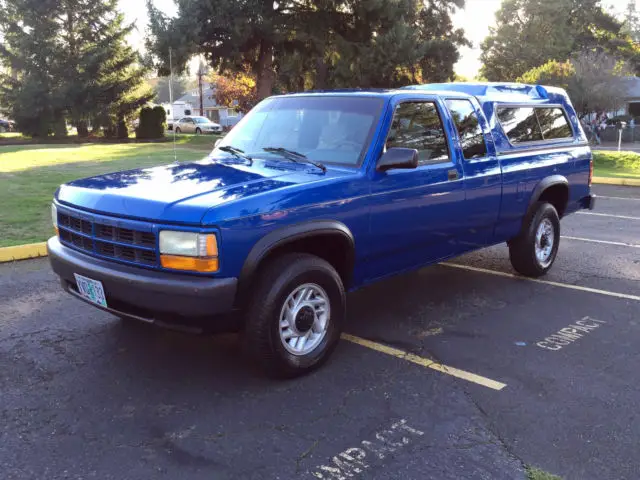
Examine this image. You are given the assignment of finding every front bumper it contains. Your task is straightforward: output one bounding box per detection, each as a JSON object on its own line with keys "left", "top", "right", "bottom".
{"left": 47, "top": 237, "right": 238, "bottom": 331}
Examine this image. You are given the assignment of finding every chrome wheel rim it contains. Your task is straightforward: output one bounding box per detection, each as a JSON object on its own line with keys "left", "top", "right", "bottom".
{"left": 279, "top": 283, "right": 330, "bottom": 356}
{"left": 535, "top": 218, "right": 555, "bottom": 268}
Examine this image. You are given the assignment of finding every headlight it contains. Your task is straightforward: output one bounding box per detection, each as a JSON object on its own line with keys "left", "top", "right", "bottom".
{"left": 159, "top": 231, "right": 218, "bottom": 272}
{"left": 51, "top": 203, "right": 58, "bottom": 233}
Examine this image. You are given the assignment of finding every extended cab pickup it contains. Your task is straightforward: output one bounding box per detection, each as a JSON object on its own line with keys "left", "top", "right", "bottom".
{"left": 48, "top": 82, "right": 595, "bottom": 377}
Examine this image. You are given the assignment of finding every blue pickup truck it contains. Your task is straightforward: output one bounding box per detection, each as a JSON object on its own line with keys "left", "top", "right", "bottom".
{"left": 48, "top": 82, "right": 595, "bottom": 377}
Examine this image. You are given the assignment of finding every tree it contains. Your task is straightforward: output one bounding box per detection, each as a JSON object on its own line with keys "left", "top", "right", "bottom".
{"left": 0, "top": 0, "right": 68, "bottom": 136}
{"left": 145, "top": 0, "right": 468, "bottom": 99}
{"left": 480, "top": 0, "right": 636, "bottom": 81}
{"left": 210, "top": 72, "right": 257, "bottom": 113}
{"left": 517, "top": 51, "right": 630, "bottom": 117}
{"left": 149, "top": 76, "right": 189, "bottom": 104}
{"left": 0, "top": 0, "right": 153, "bottom": 137}
{"left": 60, "top": 0, "right": 154, "bottom": 137}
{"left": 622, "top": 0, "right": 640, "bottom": 43}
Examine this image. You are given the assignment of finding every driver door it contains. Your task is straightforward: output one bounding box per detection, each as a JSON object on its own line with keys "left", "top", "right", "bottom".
{"left": 365, "top": 97, "right": 466, "bottom": 282}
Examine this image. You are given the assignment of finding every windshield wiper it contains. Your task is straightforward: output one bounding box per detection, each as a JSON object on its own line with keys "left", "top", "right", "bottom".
{"left": 263, "top": 147, "right": 326, "bottom": 173}
{"left": 218, "top": 145, "right": 253, "bottom": 165}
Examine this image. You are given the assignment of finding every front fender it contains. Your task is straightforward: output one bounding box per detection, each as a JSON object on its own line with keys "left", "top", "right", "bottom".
{"left": 236, "top": 220, "right": 355, "bottom": 299}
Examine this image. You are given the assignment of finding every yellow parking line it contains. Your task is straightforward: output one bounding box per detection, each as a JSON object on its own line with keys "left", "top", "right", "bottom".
{"left": 442, "top": 263, "right": 640, "bottom": 302}
{"left": 341, "top": 333, "right": 507, "bottom": 391}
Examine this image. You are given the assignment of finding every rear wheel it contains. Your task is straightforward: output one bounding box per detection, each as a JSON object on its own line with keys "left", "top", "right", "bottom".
{"left": 509, "top": 202, "right": 560, "bottom": 277}
{"left": 244, "top": 253, "right": 345, "bottom": 378}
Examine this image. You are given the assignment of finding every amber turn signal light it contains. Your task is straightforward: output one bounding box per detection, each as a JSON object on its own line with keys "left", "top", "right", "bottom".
{"left": 160, "top": 255, "right": 219, "bottom": 273}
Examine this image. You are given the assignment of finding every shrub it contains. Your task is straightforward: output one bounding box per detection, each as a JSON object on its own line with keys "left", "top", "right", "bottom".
{"left": 136, "top": 106, "right": 166, "bottom": 139}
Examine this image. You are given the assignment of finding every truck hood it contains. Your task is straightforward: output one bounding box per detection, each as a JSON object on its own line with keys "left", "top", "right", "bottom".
{"left": 56, "top": 158, "right": 328, "bottom": 224}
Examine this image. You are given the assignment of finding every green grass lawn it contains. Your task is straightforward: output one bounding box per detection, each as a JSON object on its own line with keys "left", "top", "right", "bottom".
{"left": 0, "top": 135, "right": 218, "bottom": 248}
{"left": 593, "top": 150, "right": 640, "bottom": 179}
{"left": 526, "top": 466, "right": 562, "bottom": 480}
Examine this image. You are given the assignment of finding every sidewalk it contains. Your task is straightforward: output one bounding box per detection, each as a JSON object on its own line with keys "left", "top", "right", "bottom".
{"left": 593, "top": 143, "right": 640, "bottom": 153}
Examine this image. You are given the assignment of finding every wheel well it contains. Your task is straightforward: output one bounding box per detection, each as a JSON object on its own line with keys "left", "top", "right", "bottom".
{"left": 260, "top": 234, "right": 353, "bottom": 286}
{"left": 538, "top": 184, "right": 569, "bottom": 217}
{"left": 237, "top": 233, "right": 354, "bottom": 306}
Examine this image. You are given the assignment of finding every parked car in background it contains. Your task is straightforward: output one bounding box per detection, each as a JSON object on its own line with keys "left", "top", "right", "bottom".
{"left": 174, "top": 116, "right": 223, "bottom": 134}
{"left": 48, "top": 82, "right": 594, "bottom": 378}
{"left": 0, "top": 118, "right": 15, "bottom": 132}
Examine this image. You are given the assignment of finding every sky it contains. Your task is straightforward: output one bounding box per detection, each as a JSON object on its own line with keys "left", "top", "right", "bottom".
{"left": 120, "top": 0, "right": 634, "bottom": 79}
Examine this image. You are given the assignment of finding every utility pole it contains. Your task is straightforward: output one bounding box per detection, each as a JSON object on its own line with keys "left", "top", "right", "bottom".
{"left": 197, "top": 60, "right": 207, "bottom": 117}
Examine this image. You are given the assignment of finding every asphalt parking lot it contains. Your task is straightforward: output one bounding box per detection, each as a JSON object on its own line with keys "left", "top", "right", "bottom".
{"left": 1, "top": 184, "right": 638, "bottom": 480}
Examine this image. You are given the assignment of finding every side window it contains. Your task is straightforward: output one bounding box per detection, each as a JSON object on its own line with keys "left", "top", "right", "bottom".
{"left": 386, "top": 102, "right": 449, "bottom": 164}
{"left": 535, "top": 107, "right": 573, "bottom": 139}
{"left": 445, "top": 99, "right": 487, "bottom": 159}
{"left": 497, "top": 107, "right": 543, "bottom": 143}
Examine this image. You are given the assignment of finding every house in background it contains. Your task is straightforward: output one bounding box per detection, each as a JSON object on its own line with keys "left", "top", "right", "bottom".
{"left": 619, "top": 77, "right": 640, "bottom": 118}
{"left": 175, "top": 87, "right": 243, "bottom": 127}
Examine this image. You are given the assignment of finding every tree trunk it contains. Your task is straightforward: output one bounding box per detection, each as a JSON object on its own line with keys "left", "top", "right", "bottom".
{"left": 314, "top": 57, "right": 328, "bottom": 90}
{"left": 116, "top": 116, "right": 128, "bottom": 139}
{"left": 77, "top": 120, "right": 89, "bottom": 137}
{"left": 53, "top": 111, "right": 67, "bottom": 137}
{"left": 255, "top": 40, "right": 275, "bottom": 100}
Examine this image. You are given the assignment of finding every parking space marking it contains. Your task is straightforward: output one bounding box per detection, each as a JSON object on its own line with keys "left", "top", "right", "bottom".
{"left": 561, "top": 235, "right": 640, "bottom": 248}
{"left": 597, "top": 195, "right": 640, "bottom": 201}
{"left": 536, "top": 317, "right": 607, "bottom": 351}
{"left": 309, "top": 419, "right": 424, "bottom": 479}
{"left": 341, "top": 334, "right": 507, "bottom": 391}
{"left": 577, "top": 211, "right": 640, "bottom": 221}
{"left": 442, "top": 263, "right": 640, "bottom": 302}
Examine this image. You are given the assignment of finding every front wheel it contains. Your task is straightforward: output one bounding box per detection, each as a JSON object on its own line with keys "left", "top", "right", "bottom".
{"left": 244, "top": 253, "right": 345, "bottom": 378}
{"left": 195, "top": 127, "right": 202, "bottom": 134}
{"left": 509, "top": 202, "right": 560, "bottom": 277}
{"left": 175, "top": 127, "right": 181, "bottom": 134}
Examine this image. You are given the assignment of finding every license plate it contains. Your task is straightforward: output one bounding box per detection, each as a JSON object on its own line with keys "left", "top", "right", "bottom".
{"left": 74, "top": 274, "right": 107, "bottom": 308}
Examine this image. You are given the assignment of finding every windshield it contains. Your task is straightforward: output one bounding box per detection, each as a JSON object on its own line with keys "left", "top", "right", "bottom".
{"left": 215, "top": 96, "right": 384, "bottom": 166}
{"left": 194, "top": 117, "right": 210, "bottom": 124}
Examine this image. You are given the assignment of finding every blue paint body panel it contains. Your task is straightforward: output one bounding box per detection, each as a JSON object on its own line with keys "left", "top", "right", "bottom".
{"left": 52, "top": 82, "right": 593, "bottom": 307}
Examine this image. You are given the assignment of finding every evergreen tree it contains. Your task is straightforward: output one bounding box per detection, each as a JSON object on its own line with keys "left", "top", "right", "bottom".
{"left": 145, "top": 0, "right": 467, "bottom": 98}
{"left": 60, "top": 0, "right": 153, "bottom": 137}
{"left": 0, "top": 0, "right": 68, "bottom": 136}
{"left": 0, "top": 0, "right": 153, "bottom": 137}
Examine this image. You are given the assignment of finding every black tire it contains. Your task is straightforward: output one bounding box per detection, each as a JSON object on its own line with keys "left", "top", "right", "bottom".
{"left": 509, "top": 202, "right": 560, "bottom": 277}
{"left": 195, "top": 127, "right": 202, "bottom": 135}
{"left": 175, "top": 127, "right": 181, "bottom": 134}
{"left": 244, "top": 253, "right": 345, "bottom": 378}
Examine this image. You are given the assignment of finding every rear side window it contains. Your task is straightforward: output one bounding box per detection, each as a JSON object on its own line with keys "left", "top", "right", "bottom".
{"left": 497, "top": 106, "right": 573, "bottom": 143}
{"left": 536, "top": 108, "right": 573, "bottom": 139}
{"left": 386, "top": 102, "right": 449, "bottom": 164}
{"left": 445, "top": 99, "right": 487, "bottom": 159}
{"left": 497, "top": 107, "right": 542, "bottom": 143}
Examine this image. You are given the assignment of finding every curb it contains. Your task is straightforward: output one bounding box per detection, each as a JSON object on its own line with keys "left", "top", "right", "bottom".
{"left": 0, "top": 242, "right": 48, "bottom": 263}
{"left": 593, "top": 176, "right": 640, "bottom": 187}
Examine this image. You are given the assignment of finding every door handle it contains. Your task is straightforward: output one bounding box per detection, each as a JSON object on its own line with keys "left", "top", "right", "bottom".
{"left": 448, "top": 169, "right": 459, "bottom": 181}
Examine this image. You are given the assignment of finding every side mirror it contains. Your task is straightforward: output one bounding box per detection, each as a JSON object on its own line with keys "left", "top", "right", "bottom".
{"left": 377, "top": 147, "right": 419, "bottom": 172}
